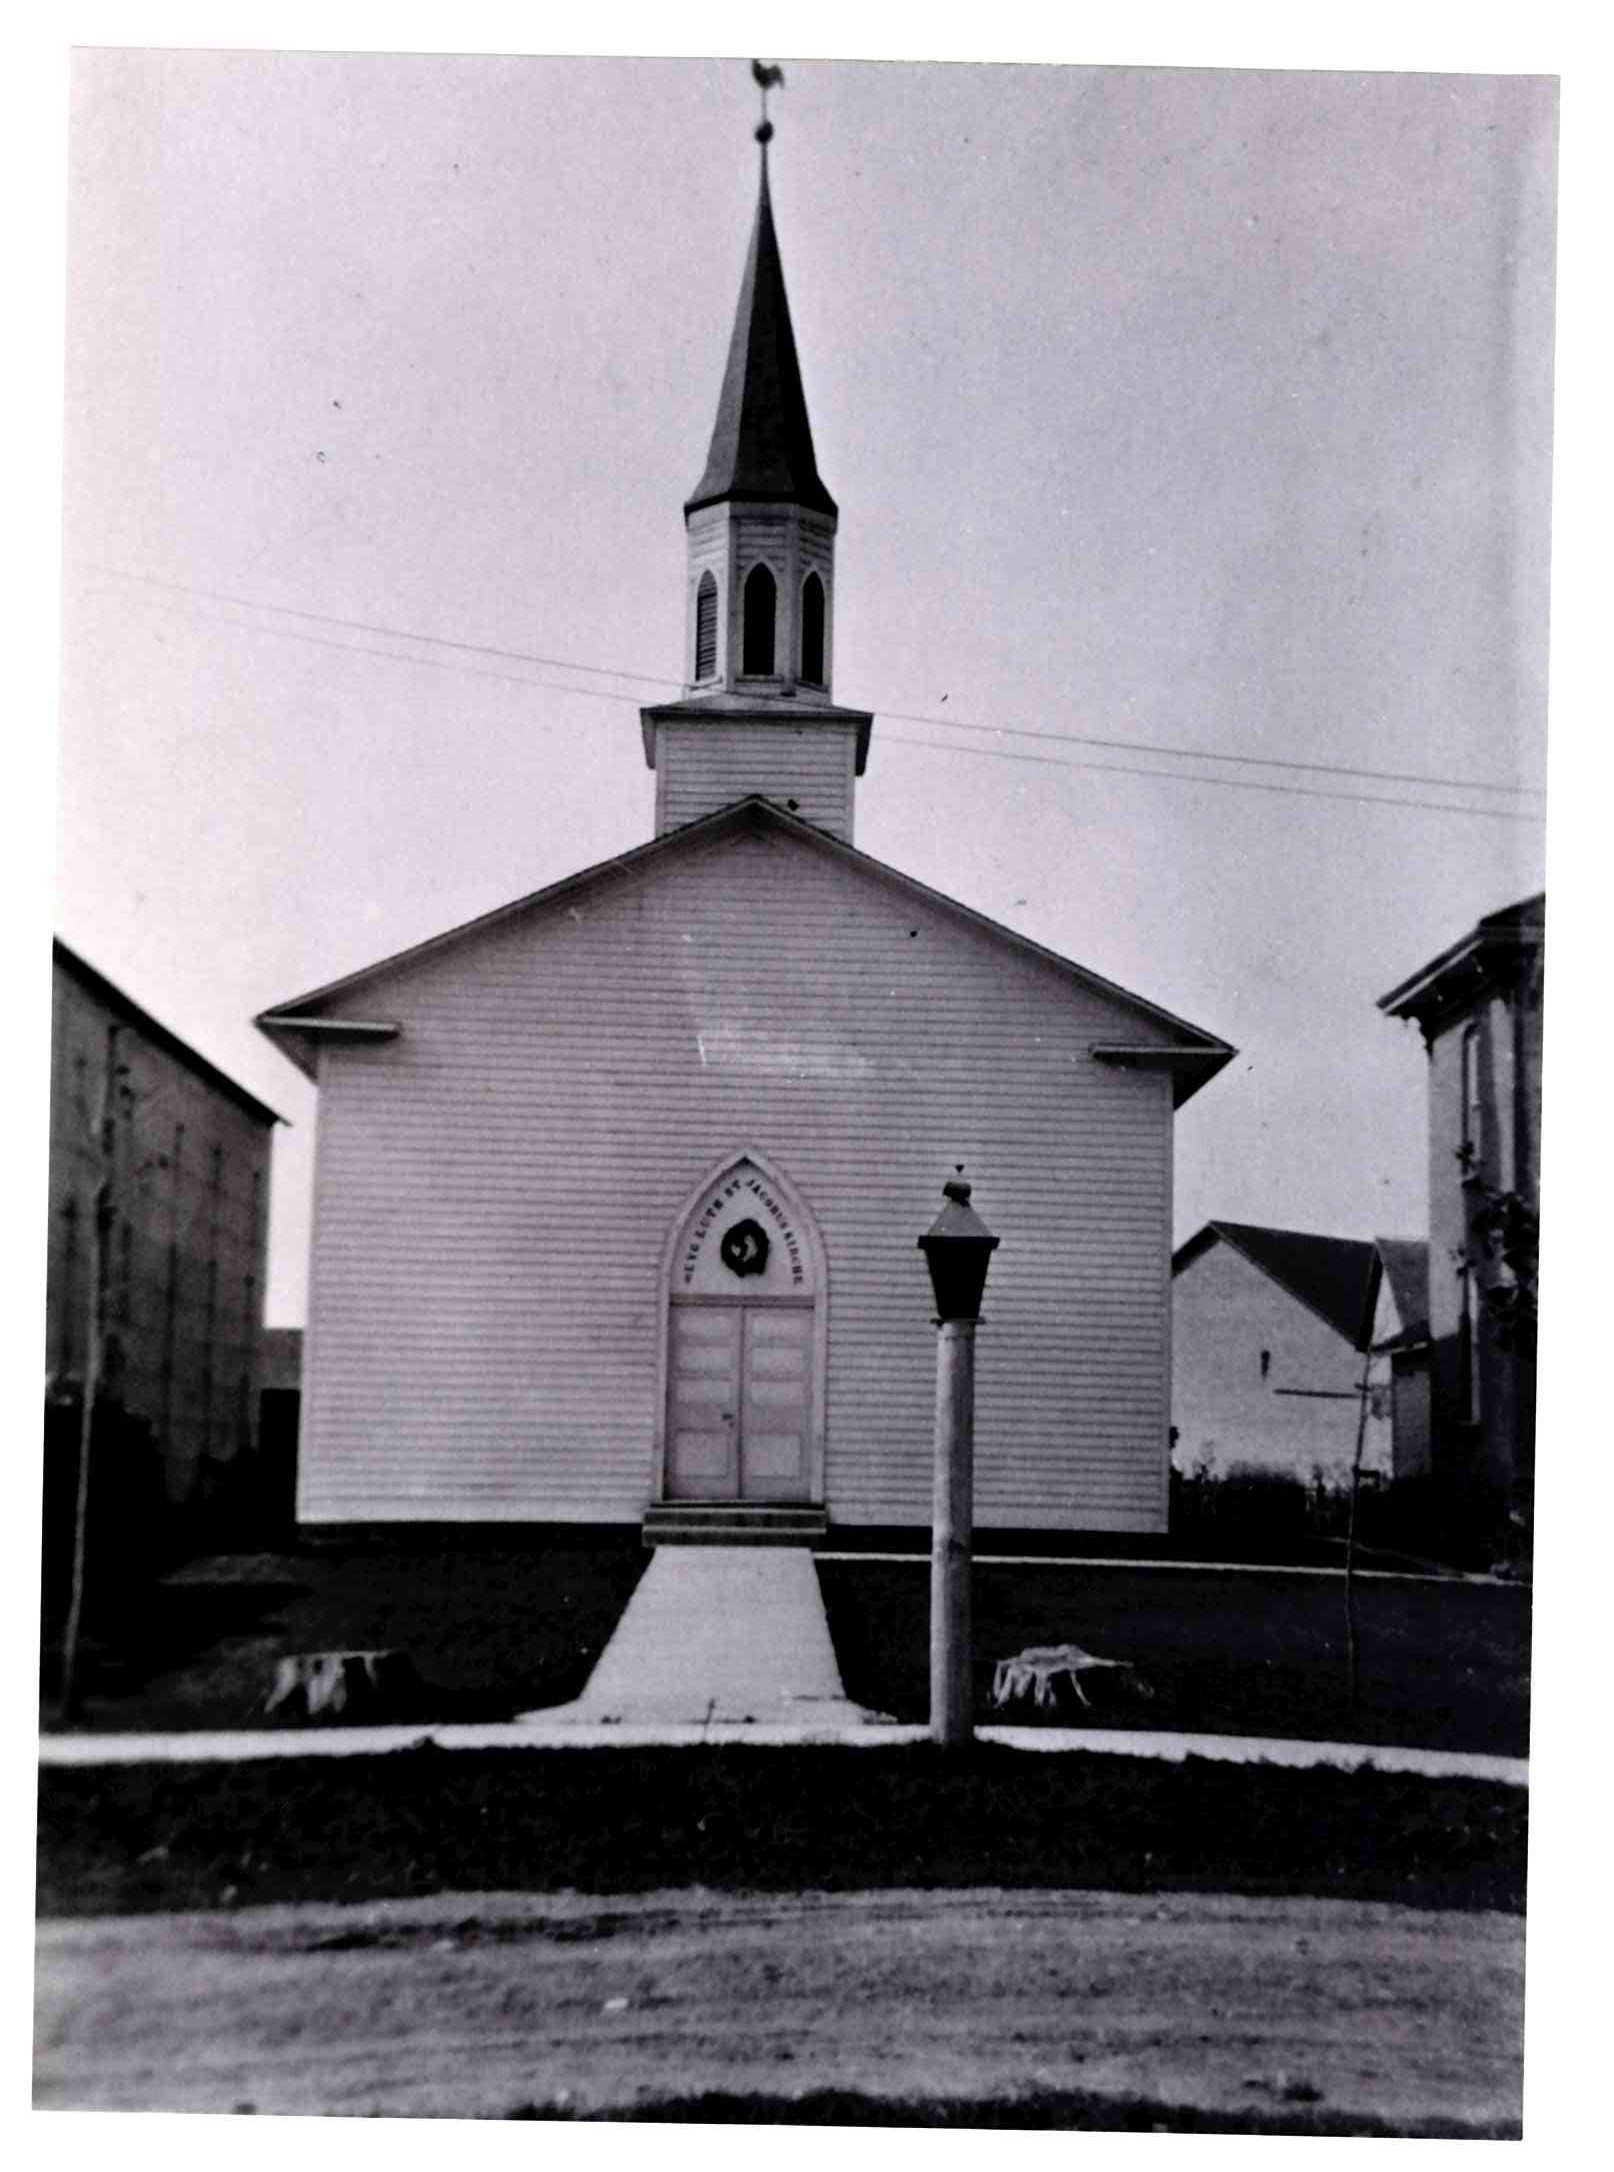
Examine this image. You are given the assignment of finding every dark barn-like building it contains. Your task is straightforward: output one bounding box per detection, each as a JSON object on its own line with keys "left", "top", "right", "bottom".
{"left": 46, "top": 940, "right": 280, "bottom": 1574}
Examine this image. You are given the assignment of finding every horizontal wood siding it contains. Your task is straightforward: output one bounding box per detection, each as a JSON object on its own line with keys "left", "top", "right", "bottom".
{"left": 655, "top": 721, "right": 857, "bottom": 840}
{"left": 299, "top": 826, "right": 1180, "bottom": 1530}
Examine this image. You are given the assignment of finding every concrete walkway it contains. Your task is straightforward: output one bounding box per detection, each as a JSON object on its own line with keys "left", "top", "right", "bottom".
{"left": 517, "top": 1544, "right": 884, "bottom": 1726}
{"left": 36, "top": 1722, "right": 1527, "bottom": 1784}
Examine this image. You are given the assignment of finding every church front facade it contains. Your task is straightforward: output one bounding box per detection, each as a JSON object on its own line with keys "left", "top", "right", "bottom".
{"left": 260, "top": 125, "right": 1233, "bottom": 1541}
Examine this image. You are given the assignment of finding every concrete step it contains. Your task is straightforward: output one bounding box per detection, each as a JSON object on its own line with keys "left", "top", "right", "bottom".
{"left": 642, "top": 1503, "right": 828, "bottom": 1548}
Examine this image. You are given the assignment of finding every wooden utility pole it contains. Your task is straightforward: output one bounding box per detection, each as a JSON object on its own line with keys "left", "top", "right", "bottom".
{"left": 58, "top": 1023, "right": 121, "bottom": 1722}
{"left": 1343, "top": 1344, "right": 1374, "bottom": 1716}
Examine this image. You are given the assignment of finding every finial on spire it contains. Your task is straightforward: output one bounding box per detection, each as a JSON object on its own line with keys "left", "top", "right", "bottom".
{"left": 751, "top": 58, "right": 784, "bottom": 144}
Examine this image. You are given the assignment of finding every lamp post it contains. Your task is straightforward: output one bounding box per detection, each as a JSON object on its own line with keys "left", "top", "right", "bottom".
{"left": 918, "top": 1175, "right": 1000, "bottom": 1749}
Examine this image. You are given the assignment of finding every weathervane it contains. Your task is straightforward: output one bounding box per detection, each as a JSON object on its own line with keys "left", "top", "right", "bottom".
{"left": 751, "top": 58, "right": 784, "bottom": 145}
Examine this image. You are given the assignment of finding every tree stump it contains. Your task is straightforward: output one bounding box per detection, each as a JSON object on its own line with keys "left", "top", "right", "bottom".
{"left": 991, "top": 1643, "right": 1153, "bottom": 1713}
{"left": 262, "top": 1649, "right": 420, "bottom": 1723}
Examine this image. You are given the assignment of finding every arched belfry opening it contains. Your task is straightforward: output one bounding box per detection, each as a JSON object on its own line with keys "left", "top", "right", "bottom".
{"left": 656, "top": 1152, "right": 827, "bottom": 1507}
{"left": 800, "top": 570, "right": 825, "bottom": 685}
{"left": 742, "top": 564, "right": 777, "bottom": 677}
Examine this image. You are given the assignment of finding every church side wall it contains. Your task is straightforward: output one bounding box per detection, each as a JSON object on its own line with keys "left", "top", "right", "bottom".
{"left": 298, "top": 828, "right": 1180, "bottom": 1532}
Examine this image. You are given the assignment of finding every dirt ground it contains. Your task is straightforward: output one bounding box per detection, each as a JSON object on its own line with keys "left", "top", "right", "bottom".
{"left": 34, "top": 1884, "right": 1523, "bottom": 2129}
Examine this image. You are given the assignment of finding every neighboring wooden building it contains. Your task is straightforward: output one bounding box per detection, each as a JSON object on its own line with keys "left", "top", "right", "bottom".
{"left": 47, "top": 940, "right": 280, "bottom": 1532}
{"left": 1172, "top": 1221, "right": 1408, "bottom": 1483}
{"left": 1379, "top": 894, "right": 1543, "bottom": 1536}
{"left": 259, "top": 139, "right": 1234, "bottom": 1542}
{"left": 1369, "top": 1236, "right": 1432, "bottom": 1481}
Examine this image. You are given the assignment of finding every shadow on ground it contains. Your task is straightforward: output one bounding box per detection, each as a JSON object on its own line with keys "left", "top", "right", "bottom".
{"left": 42, "top": 1537, "right": 649, "bottom": 1732}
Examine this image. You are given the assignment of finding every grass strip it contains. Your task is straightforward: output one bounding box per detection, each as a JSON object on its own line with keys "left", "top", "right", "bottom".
{"left": 505, "top": 2086, "right": 1519, "bottom": 2136}
{"left": 38, "top": 1743, "right": 1525, "bottom": 1918}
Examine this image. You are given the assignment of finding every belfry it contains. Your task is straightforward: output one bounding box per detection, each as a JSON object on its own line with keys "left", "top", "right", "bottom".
{"left": 641, "top": 126, "right": 873, "bottom": 843}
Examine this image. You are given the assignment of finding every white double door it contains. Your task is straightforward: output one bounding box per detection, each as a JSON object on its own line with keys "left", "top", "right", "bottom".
{"left": 666, "top": 1298, "right": 815, "bottom": 1501}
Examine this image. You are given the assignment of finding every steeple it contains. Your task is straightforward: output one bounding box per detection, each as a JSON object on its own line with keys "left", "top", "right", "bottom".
{"left": 685, "top": 149, "right": 837, "bottom": 522}
{"left": 641, "top": 84, "right": 872, "bottom": 844}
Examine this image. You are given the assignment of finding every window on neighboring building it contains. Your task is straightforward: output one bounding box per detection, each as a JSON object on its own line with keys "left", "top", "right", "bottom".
{"left": 1460, "top": 1022, "right": 1485, "bottom": 1176}
{"left": 800, "top": 571, "right": 825, "bottom": 684}
{"left": 742, "top": 564, "right": 776, "bottom": 676}
{"left": 694, "top": 572, "right": 718, "bottom": 681}
{"left": 1458, "top": 1263, "right": 1482, "bottom": 1426}
{"left": 1259, "top": 1348, "right": 1271, "bottom": 1380}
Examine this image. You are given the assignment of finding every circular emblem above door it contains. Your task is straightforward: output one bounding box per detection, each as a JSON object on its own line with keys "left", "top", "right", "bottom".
{"left": 720, "top": 1219, "right": 771, "bottom": 1278}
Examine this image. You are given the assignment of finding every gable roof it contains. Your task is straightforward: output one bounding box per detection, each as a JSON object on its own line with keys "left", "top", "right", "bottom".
{"left": 257, "top": 795, "right": 1234, "bottom": 1100}
{"left": 685, "top": 151, "right": 836, "bottom": 521}
{"left": 1173, "top": 1219, "right": 1382, "bottom": 1350}
{"left": 55, "top": 938, "right": 284, "bottom": 1128}
{"left": 1373, "top": 1236, "right": 1430, "bottom": 1341}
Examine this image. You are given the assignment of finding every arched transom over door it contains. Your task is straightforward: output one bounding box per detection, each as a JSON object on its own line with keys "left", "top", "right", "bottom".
{"left": 661, "top": 1156, "right": 825, "bottom": 1504}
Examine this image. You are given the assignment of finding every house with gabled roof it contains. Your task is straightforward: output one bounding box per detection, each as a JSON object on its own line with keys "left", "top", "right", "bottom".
{"left": 257, "top": 126, "right": 1233, "bottom": 1543}
{"left": 1171, "top": 1220, "right": 1428, "bottom": 1485}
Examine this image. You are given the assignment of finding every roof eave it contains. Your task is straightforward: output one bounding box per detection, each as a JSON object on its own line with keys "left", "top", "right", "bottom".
{"left": 640, "top": 698, "right": 874, "bottom": 772}
{"left": 683, "top": 481, "right": 839, "bottom": 522}
{"left": 1378, "top": 906, "right": 1545, "bottom": 1024}
{"left": 254, "top": 1012, "right": 402, "bottom": 1082}
{"left": 1091, "top": 1043, "right": 1236, "bottom": 1108}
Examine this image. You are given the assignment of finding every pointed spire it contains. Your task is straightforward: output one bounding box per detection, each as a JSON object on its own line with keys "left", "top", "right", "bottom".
{"left": 685, "top": 135, "right": 837, "bottom": 521}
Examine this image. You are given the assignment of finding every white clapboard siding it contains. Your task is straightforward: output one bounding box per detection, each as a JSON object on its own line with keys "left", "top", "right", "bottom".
{"left": 299, "top": 821, "right": 1178, "bottom": 1531}
{"left": 654, "top": 721, "right": 859, "bottom": 839}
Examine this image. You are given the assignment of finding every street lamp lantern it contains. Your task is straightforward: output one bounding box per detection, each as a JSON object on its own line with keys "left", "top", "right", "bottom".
{"left": 919, "top": 1174, "right": 1000, "bottom": 1748}
{"left": 917, "top": 1177, "right": 1000, "bottom": 1322}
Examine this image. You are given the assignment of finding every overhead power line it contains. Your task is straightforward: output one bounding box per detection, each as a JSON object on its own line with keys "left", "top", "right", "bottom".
{"left": 877, "top": 733, "right": 1540, "bottom": 823}
{"left": 86, "top": 563, "right": 675, "bottom": 690}
{"left": 85, "top": 564, "right": 1546, "bottom": 825}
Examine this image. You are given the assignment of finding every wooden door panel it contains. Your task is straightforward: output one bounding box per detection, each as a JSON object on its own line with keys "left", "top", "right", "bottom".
{"left": 740, "top": 1306, "right": 813, "bottom": 1499}
{"left": 668, "top": 1305, "right": 741, "bottom": 1498}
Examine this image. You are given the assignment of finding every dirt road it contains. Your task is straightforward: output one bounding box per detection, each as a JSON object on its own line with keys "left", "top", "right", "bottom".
{"left": 34, "top": 1885, "right": 1523, "bottom": 2127}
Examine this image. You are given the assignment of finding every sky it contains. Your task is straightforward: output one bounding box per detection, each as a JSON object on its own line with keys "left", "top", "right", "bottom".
{"left": 55, "top": 50, "right": 1554, "bottom": 1323}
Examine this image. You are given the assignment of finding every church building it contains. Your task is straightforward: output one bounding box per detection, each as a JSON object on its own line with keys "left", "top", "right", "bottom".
{"left": 258, "top": 125, "right": 1234, "bottom": 1543}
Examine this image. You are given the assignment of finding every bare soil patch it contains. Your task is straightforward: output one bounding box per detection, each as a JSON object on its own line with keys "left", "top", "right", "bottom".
{"left": 34, "top": 1885, "right": 1524, "bottom": 2131}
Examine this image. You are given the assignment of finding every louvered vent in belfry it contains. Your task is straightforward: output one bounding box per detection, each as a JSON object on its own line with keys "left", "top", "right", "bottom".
{"left": 694, "top": 572, "right": 718, "bottom": 680}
